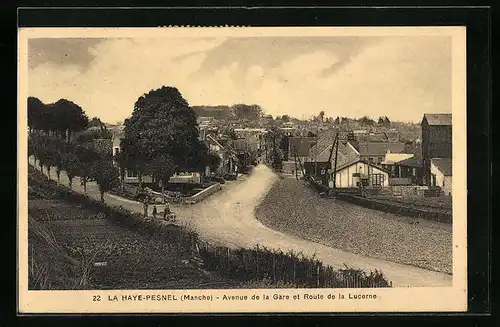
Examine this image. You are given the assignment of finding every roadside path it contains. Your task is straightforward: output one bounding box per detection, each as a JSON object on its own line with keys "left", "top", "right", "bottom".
{"left": 28, "top": 158, "right": 452, "bottom": 287}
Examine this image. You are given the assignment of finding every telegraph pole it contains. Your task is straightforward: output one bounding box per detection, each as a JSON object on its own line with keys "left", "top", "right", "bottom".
{"left": 332, "top": 134, "right": 339, "bottom": 193}
{"left": 293, "top": 148, "right": 298, "bottom": 180}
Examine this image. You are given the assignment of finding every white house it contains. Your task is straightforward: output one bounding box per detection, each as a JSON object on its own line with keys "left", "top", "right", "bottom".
{"left": 430, "top": 158, "right": 452, "bottom": 196}
{"left": 328, "top": 159, "right": 391, "bottom": 188}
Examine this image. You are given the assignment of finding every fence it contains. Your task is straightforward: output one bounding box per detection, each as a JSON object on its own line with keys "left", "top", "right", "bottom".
{"left": 197, "top": 243, "right": 391, "bottom": 288}
{"left": 388, "top": 178, "right": 413, "bottom": 186}
{"left": 391, "top": 185, "right": 443, "bottom": 198}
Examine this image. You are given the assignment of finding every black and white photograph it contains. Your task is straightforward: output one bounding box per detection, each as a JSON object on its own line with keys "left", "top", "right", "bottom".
{"left": 18, "top": 26, "right": 467, "bottom": 313}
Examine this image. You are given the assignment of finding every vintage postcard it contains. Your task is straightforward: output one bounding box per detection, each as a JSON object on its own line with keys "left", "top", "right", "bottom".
{"left": 18, "top": 26, "right": 467, "bottom": 313}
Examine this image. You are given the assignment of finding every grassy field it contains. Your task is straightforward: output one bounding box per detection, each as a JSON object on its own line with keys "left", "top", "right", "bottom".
{"left": 254, "top": 178, "right": 452, "bottom": 274}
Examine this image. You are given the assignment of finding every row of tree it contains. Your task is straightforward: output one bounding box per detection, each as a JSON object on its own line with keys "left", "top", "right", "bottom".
{"left": 315, "top": 114, "right": 391, "bottom": 127}
{"left": 29, "top": 134, "right": 119, "bottom": 202}
{"left": 28, "top": 97, "right": 89, "bottom": 142}
{"left": 192, "top": 104, "right": 263, "bottom": 121}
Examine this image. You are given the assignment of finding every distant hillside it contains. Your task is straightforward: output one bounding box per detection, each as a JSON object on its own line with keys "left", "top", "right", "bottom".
{"left": 191, "top": 105, "right": 234, "bottom": 119}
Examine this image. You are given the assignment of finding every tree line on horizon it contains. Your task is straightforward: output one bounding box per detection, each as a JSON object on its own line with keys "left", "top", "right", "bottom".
{"left": 191, "top": 105, "right": 421, "bottom": 129}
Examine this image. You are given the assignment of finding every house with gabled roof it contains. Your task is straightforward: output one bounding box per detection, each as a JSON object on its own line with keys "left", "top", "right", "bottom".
{"left": 328, "top": 159, "right": 392, "bottom": 189}
{"left": 430, "top": 158, "right": 452, "bottom": 196}
{"left": 205, "top": 133, "right": 239, "bottom": 175}
{"left": 288, "top": 137, "right": 317, "bottom": 160}
{"left": 303, "top": 129, "right": 360, "bottom": 182}
{"left": 380, "top": 152, "right": 424, "bottom": 185}
{"left": 356, "top": 142, "right": 406, "bottom": 164}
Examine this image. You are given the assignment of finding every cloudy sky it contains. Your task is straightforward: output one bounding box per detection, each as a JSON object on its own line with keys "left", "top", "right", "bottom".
{"left": 28, "top": 36, "right": 451, "bottom": 124}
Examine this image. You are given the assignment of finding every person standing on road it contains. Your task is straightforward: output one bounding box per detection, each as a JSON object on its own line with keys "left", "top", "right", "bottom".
{"left": 152, "top": 206, "right": 157, "bottom": 218}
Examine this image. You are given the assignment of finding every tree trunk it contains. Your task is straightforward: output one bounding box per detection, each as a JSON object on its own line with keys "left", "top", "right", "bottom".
{"left": 143, "top": 201, "right": 148, "bottom": 217}
{"left": 161, "top": 183, "right": 165, "bottom": 204}
{"left": 68, "top": 178, "right": 73, "bottom": 190}
{"left": 83, "top": 179, "right": 87, "bottom": 194}
{"left": 138, "top": 172, "right": 143, "bottom": 190}
{"left": 47, "top": 167, "right": 51, "bottom": 180}
{"left": 56, "top": 171, "right": 60, "bottom": 185}
{"left": 120, "top": 174, "right": 125, "bottom": 193}
{"left": 100, "top": 190, "right": 104, "bottom": 203}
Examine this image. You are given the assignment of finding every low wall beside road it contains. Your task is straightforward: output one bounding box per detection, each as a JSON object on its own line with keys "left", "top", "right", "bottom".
{"left": 335, "top": 193, "right": 452, "bottom": 224}
{"left": 189, "top": 182, "right": 222, "bottom": 203}
{"left": 305, "top": 179, "right": 452, "bottom": 223}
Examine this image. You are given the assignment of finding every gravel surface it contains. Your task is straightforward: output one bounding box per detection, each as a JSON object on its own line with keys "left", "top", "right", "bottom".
{"left": 254, "top": 178, "right": 452, "bottom": 274}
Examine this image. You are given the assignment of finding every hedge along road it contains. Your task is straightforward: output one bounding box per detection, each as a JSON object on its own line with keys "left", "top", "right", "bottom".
{"left": 28, "top": 158, "right": 452, "bottom": 287}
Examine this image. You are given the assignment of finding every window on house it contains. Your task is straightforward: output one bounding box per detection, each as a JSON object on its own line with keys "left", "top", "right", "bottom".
{"left": 126, "top": 169, "right": 138, "bottom": 178}
{"left": 371, "top": 174, "right": 385, "bottom": 186}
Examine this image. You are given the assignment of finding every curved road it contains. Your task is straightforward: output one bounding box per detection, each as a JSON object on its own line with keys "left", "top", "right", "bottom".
{"left": 175, "top": 164, "right": 452, "bottom": 288}
{"left": 29, "top": 159, "right": 452, "bottom": 287}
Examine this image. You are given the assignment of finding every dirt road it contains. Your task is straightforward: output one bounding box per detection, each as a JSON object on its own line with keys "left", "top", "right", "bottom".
{"left": 29, "top": 159, "right": 452, "bottom": 287}
{"left": 174, "top": 164, "right": 452, "bottom": 287}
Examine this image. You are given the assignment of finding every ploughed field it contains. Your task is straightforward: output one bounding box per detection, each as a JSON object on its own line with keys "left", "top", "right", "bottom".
{"left": 28, "top": 199, "right": 240, "bottom": 290}
{"left": 254, "top": 178, "right": 452, "bottom": 274}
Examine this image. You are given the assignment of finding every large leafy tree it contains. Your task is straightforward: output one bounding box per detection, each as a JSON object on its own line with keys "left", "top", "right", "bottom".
{"left": 122, "top": 86, "right": 208, "bottom": 189}
{"left": 384, "top": 116, "right": 391, "bottom": 127}
{"left": 27, "top": 97, "right": 89, "bottom": 140}
{"left": 39, "top": 142, "right": 60, "bottom": 180}
{"left": 91, "top": 161, "right": 120, "bottom": 202}
{"left": 61, "top": 152, "right": 79, "bottom": 189}
{"left": 27, "top": 97, "right": 45, "bottom": 133}
{"left": 378, "top": 116, "right": 386, "bottom": 126}
{"left": 51, "top": 139, "right": 65, "bottom": 184}
{"left": 74, "top": 144, "right": 101, "bottom": 194}
{"left": 52, "top": 99, "right": 89, "bottom": 142}
{"left": 206, "top": 152, "right": 222, "bottom": 175}
{"left": 358, "top": 116, "right": 376, "bottom": 127}
{"left": 318, "top": 111, "right": 325, "bottom": 123}
{"left": 231, "top": 104, "right": 262, "bottom": 121}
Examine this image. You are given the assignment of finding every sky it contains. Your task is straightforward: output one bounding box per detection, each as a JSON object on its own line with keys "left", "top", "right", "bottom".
{"left": 28, "top": 35, "right": 452, "bottom": 124}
